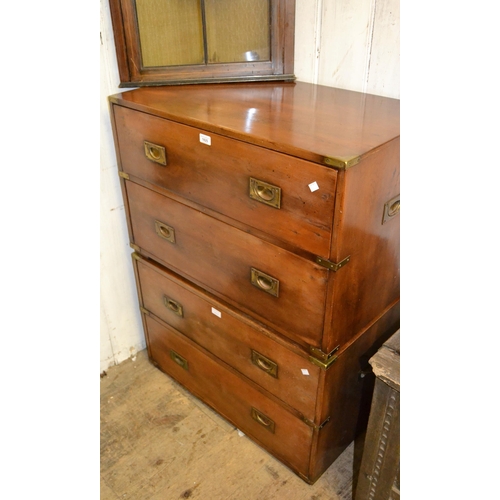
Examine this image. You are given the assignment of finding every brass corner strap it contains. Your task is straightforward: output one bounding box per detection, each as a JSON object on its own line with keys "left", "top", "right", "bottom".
{"left": 302, "top": 416, "right": 331, "bottom": 431}
{"left": 118, "top": 171, "right": 130, "bottom": 180}
{"left": 309, "top": 345, "right": 340, "bottom": 370}
{"left": 323, "top": 156, "right": 361, "bottom": 170}
{"left": 316, "top": 255, "right": 350, "bottom": 272}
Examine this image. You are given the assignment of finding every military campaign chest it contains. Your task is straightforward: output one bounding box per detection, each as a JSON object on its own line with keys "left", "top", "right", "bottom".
{"left": 108, "top": 81, "right": 400, "bottom": 483}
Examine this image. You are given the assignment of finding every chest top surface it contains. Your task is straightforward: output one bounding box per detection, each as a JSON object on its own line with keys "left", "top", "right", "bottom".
{"left": 109, "top": 81, "right": 400, "bottom": 169}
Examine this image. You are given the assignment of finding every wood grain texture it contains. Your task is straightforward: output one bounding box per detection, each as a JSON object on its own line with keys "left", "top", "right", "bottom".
{"left": 107, "top": 80, "right": 400, "bottom": 484}
{"left": 112, "top": 103, "right": 338, "bottom": 257}
{"left": 106, "top": 0, "right": 130, "bottom": 83}
{"left": 310, "top": 303, "right": 400, "bottom": 483}
{"left": 135, "top": 255, "right": 322, "bottom": 420}
{"left": 109, "top": 79, "right": 400, "bottom": 359}
{"left": 144, "top": 315, "right": 315, "bottom": 477}
{"left": 109, "top": 82, "right": 399, "bottom": 165}
{"left": 135, "top": 303, "right": 398, "bottom": 484}
{"left": 325, "top": 137, "right": 400, "bottom": 353}
{"left": 126, "top": 180, "right": 329, "bottom": 347}
{"left": 369, "top": 330, "right": 400, "bottom": 391}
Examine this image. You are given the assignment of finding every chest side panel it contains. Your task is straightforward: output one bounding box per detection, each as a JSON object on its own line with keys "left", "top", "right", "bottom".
{"left": 327, "top": 138, "right": 400, "bottom": 352}
{"left": 309, "top": 302, "right": 400, "bottom": 482}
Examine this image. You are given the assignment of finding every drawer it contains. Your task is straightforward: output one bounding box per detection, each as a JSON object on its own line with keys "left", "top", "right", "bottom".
{"left": 126, "top": 180, "right": 329, "bottom": 347}
{"left": 136, "top": 256, "right": 322, "bottom": 420}
{"left": 113, "top": 105, "right": 337, "bottom": 258}
{"left": 144, "top": 314, "right": 314, "bottom": 477}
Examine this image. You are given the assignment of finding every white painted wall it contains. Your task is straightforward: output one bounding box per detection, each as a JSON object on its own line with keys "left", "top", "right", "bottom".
{"left": 99, "top": 0, "right": 400, "bottom": 371}
{"left": 100, "top": 0, "right": 144, "bottom": 372}
{"left": 295, "top": 0, "right": 399, "bottom": 98}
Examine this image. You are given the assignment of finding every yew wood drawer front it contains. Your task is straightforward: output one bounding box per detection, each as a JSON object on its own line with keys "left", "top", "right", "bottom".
{"left": 136, "top": 257, "right": 321, "bottom": 420}
{"left": 145, "top": 314, "right": 314, "bottom": 477}
{"left": 113, "top": 105, "right": 338, "bottom": 258}
{"left": 126, "top": 181, "right": 329, "bottom": 347}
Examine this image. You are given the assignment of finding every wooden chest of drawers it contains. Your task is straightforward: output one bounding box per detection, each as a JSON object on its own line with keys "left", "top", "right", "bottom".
{"left": 109, "top": 81, "right": 400, "bottom": 483}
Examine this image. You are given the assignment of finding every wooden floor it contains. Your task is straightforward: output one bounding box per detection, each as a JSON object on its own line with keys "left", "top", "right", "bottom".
{"left": 101, "top": 349, "right": 364, "bottom": 500}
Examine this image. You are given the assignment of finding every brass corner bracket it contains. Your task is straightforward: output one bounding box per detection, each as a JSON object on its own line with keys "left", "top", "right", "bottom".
{"left": 316, "top": 255, "right": 350, "bottom": 272}
{"left": 308, "top": 345, "right": 340, "bottom": 370}
{"left": 302, "top": 415, "right": 331, "bottom": 431}
{"left": 130, "top": 243, "right": 141, "bottom": 252}
{"left": 323, "top": 156, "right": 361, "bottom": 170}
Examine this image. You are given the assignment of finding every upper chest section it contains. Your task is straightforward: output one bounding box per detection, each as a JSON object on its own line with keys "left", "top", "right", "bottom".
{"left": 109, "top": 82, "right": 399, "bottom": 258}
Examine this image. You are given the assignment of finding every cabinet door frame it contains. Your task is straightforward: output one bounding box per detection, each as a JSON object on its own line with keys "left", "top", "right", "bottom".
{"left": 109, "top": 0, "right": 296, "bottom": 87}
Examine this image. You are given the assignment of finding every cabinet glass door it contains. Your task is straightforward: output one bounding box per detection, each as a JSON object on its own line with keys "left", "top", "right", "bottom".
{"left": 136, "top": 0, "right": 270, "bottom": 67}
{"left": 205, "top": 0, "right": 270, "bottom": 64}
{"left": 109, "top": 0, "right": 294, "bottom": 85}
{"left": 136, "top": 0, "right": 204, "bottom": 67}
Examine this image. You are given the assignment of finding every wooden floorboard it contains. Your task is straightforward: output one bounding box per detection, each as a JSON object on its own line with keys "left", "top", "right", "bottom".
{"left": 101, "top": 349, "right": 358, "bottom": 500}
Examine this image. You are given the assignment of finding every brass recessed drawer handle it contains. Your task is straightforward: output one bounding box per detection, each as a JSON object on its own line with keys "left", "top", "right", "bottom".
{"left": 250, "top": 268, "right": 279, "bottom": 297}
{"left": 251, "top": 350, "right": 278, "bottom": 378}
{"left": 382, "top": 194, "right": 400, "bottom": 224}
{"left": 251, "top": 407, "right": 275, "bottom": 433}
{"left": 163, "top": 295, "right": 184, "bottom": 317}
{"left": 388, "top": 200, "right": 400, "bottom": 216}
{"left": 144, "top": 141, "right": 167, "bottom": 165}
{"left": 249, "top": 177, "right": 281, "bottom": 209}
{"left": 169, "top": 350, "right": 189, "bottom": 370}
{"left": 155, "top": 220, "right": 176, "bottom": 243}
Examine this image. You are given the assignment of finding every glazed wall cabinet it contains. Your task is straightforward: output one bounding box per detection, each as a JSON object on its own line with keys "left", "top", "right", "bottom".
{"left": 108, "top": 81, "right": 400, "bottom": 483}
{"left": 108, "top": 0, "right": 296, "bottom": 87}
